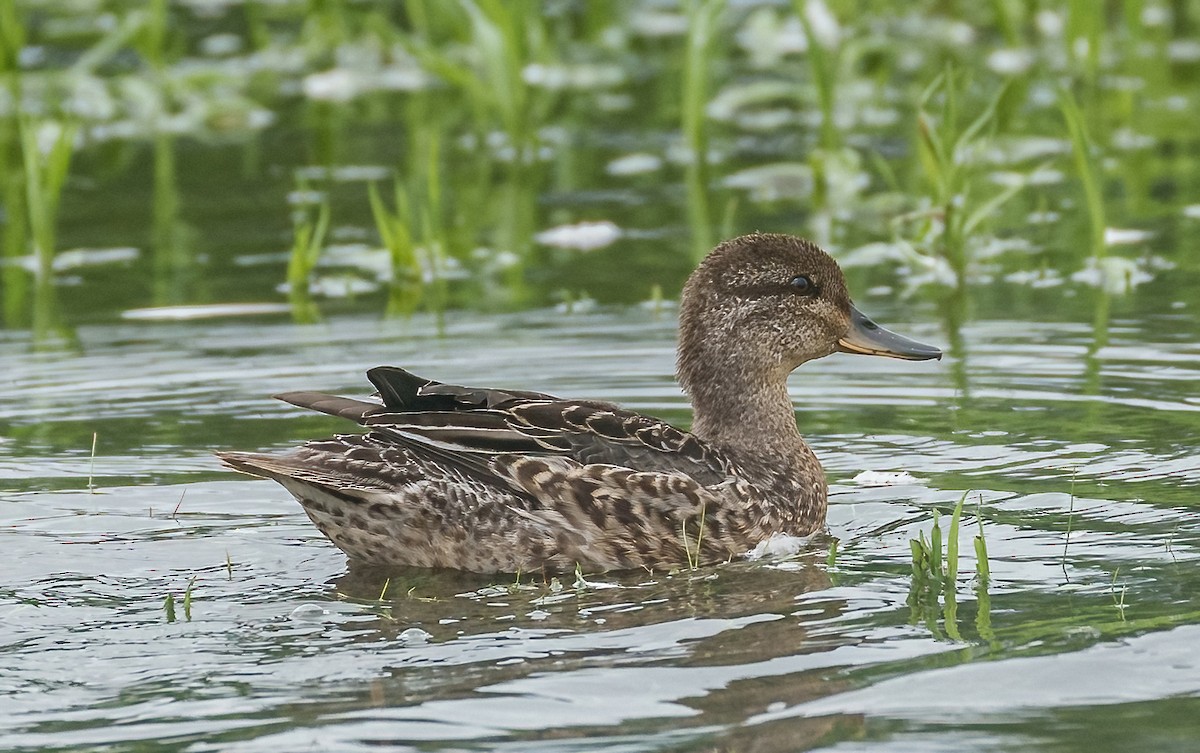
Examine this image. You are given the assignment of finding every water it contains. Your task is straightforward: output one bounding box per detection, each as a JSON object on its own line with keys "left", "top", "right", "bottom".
{"left": 4, "top": 1, "right": 1200, "bottom": 750}
{"left": 3, "top": 303, "right": 1199, "bottom": 751}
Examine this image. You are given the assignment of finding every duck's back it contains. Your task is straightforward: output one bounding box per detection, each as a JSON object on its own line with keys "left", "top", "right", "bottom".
{"left": 218, "top": 367, "right": 815, "bottom": 572}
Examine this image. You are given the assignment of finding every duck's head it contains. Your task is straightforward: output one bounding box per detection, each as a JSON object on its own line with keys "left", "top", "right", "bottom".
{"left": 677, "top": 233, "right": 941, "bottom": 395}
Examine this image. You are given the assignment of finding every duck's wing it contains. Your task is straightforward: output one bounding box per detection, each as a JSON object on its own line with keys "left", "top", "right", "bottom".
{"left": 275, "top": 367, "right": 735, "bottom": 487}
{"left": 501, "top": 401, "right": 734, "bottom": 485}
{"left": 222, "top": 368, "right": 766, "bottom": 570}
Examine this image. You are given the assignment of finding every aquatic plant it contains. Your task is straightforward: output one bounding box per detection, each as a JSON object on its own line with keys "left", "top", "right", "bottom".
{"left": 88, "top": 432, "right": 98, "bottom": 494}
{"left": 286, "top": 181, "right": 331, "bottom": 321}
{"left": 793, "top": 0, "right": 839, "bottom": 154}
{"left": 182, "top": 575, "right": 196, "bottom": 622}
{"left": 1065, "top": 0, "right": 1104, "bottom": 84}
{"left": 907, "top": 71, "right": 1026, "bottom": 286}
{"left": 367, "top": 116, "right": 449, "bottom": 318}
{"left": 974, "top": 501, "right": 991, "bottom": 586}
{"left": 0, "top": 2, "right": 21, "bottom": 75}
{"left": 682, "top": 0, "right": 725, "bottom": 262}
{"left": 1110, "top": 568, "right": 1128, "bottom": 621}
{"left": 1058, "top": 88, "right": 1107, "bottom": 260}
{"left": 680, "top": 500, "right": 707, "bottom": 571}
{"left": 404, "top": 0, "right": 548, "bottom": 161}
{"left": 19, "top": 118, "right": 76, "bottom": 283}
{"left": 912, "top": 491, "right": 986, "bottom": 584}
{"left": 909, "top": 492, "right": 991, "bottom": 640}
{"left": 367, "top": 187, "right": 421, "bottom": 308}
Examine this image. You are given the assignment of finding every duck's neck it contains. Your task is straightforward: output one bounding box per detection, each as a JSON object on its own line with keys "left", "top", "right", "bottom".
{"left": 680, "top": 351, "right": 808, "bottom": 463}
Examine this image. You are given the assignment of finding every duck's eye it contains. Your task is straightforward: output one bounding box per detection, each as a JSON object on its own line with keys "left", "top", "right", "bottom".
{"left": 790, "top": 275, "right": 816, "bottom": 295}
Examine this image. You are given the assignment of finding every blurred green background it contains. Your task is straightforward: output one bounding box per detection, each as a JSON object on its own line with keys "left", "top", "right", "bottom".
{"left": 2, "top": 0, "right": 1197, "bottom": 338}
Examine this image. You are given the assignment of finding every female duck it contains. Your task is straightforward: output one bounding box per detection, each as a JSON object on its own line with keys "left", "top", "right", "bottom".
{"left": 219, "top": 234, "right": 940, "bottom": 572}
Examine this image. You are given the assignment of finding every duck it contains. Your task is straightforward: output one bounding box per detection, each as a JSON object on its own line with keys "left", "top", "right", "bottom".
{"left": 218, "top": 233, "right": 941, "bottom": 573}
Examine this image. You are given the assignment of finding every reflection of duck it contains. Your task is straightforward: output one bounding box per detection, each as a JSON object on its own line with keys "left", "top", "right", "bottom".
{"left": 219, "top": 234, "right": 940, "bottom": 573}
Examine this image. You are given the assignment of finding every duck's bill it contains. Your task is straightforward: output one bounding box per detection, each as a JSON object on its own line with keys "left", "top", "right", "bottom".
{"left": 837, "top": 304, "right": 942, "bottom": 361}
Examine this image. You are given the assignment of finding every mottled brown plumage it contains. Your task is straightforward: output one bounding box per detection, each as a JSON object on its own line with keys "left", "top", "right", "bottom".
{"left": 218, "top": 233, "right": 941, "bottom": 573}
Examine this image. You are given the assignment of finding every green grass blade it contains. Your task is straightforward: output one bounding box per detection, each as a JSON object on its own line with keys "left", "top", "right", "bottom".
{"left": 682, "top": 0, "right": 724, "bottom": 261}
{"left": 910, "top": 537, "right": 925, "bottom": 578}
{"left": 954, "top": 80, "right": 1009, "bottom": 158}
{"left": 929, "top": 511, "right": 942, "bottom": 579}
{"left": 0, "top": 1, "right": 25, "bottom": 72}
{"left": 1059, "top": 88, "right": 1107, "bottom": 258}
{"left": 794, "top": 0, "right": 838, "bottom": 151}
{"left": 947, "top": 491, "right": 967, "bottom": 585}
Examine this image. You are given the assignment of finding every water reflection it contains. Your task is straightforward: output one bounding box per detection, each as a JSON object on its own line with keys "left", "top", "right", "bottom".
{"left": 151, "top": 132, "right": 196, "bottom": 306}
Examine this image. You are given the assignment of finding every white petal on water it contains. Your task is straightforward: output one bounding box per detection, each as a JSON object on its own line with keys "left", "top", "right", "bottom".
{"left": 318, "top": 243, "right": 392, "bottom": 279}
{"left": 990, "top": 168, "right": 1064, "bottom": 187}
{"left": 1071, "top": 257, "right": 1154, "bottom": 295}
{"left": 52, "top": 247, "right": 140, "bottom": 270}
{"left": 554, "top": 296, "right": 598, "bottom": 315}
{"left": 290, "top": 604, "right": 330, "bottom": 622}
{"left": 303, "top": 68, "right": 358, "bottom": 101}
{"left": 837, "top": 240, "right": 918, "bottom": 268}
{"left": 1103, "top": 228, "right": 1153, "bottom": 246}
{"left": 200, "top": 33, "right": 242, "bottom": 57}
{"left": 722, "top": 162, "right": 813, "bottom": 202}
{"left": 972, "top": 236, "right": 1036, "bottom": 260}
{"left": 399, "top": 627, "right": 432, "bottom": 645}
{"left": 296, "top": 165, "right": 391, "bottom": 183}
{"left": 745, "top": 533, "right": 815, "bottom": 561}
{"left": 985, "top": 136, "right": 1071, "bottom": 165}
{"left": 122, "top": 303, "right": 293, "bottom": 321}
{"left": 1027, "top": 210, "right": 1061, "bottom": 224}
{"left": 606, "top": 153, "right": 662, "bottom": 176}
{"left": 1111, "top": 128, "right": 1156, "bottom": 151}
{"left": 987, "top": 48, "right": 1034, "bottom": 75}
{"left": 803, "top": 0, "right": 841, "bottom": 48}
{"left": 707, "top": 80, "right": 802, "bottom": 123}
{"left": 522, "top": 62, "right": 625, "bottom": 90}
{"left": 1142, "top": 4, "right": 1171, "bottom": 26}
{"left": 1005, "top": 269, "right": 1064, "bottom": 288}
{"left": 286, "top": 189, "right": 327, "bottom": 206}
{"left": 305, "top": 274, "right": 380, "bottom": 298}
{"left": 535, "top": 221, "right": 621, "bottom": 251}
{"left": 1167, "top": 39, "right": 1200, "bottom": 63}
{"left": 736, "top": 8, "right": 807, "bottom": 68}
{"left": 851, "top": 470, "right": 923, "bottom": 487}
{"left": 628, "top": 9, "right": 688, "bottom": 37}
{"left": 1036, "top": 9, "right": 1064, "bottom": 36}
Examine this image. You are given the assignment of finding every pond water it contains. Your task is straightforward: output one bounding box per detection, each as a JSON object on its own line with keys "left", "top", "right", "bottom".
{"left": 3, "top": 2, "right": 1200, "bottom": 752}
